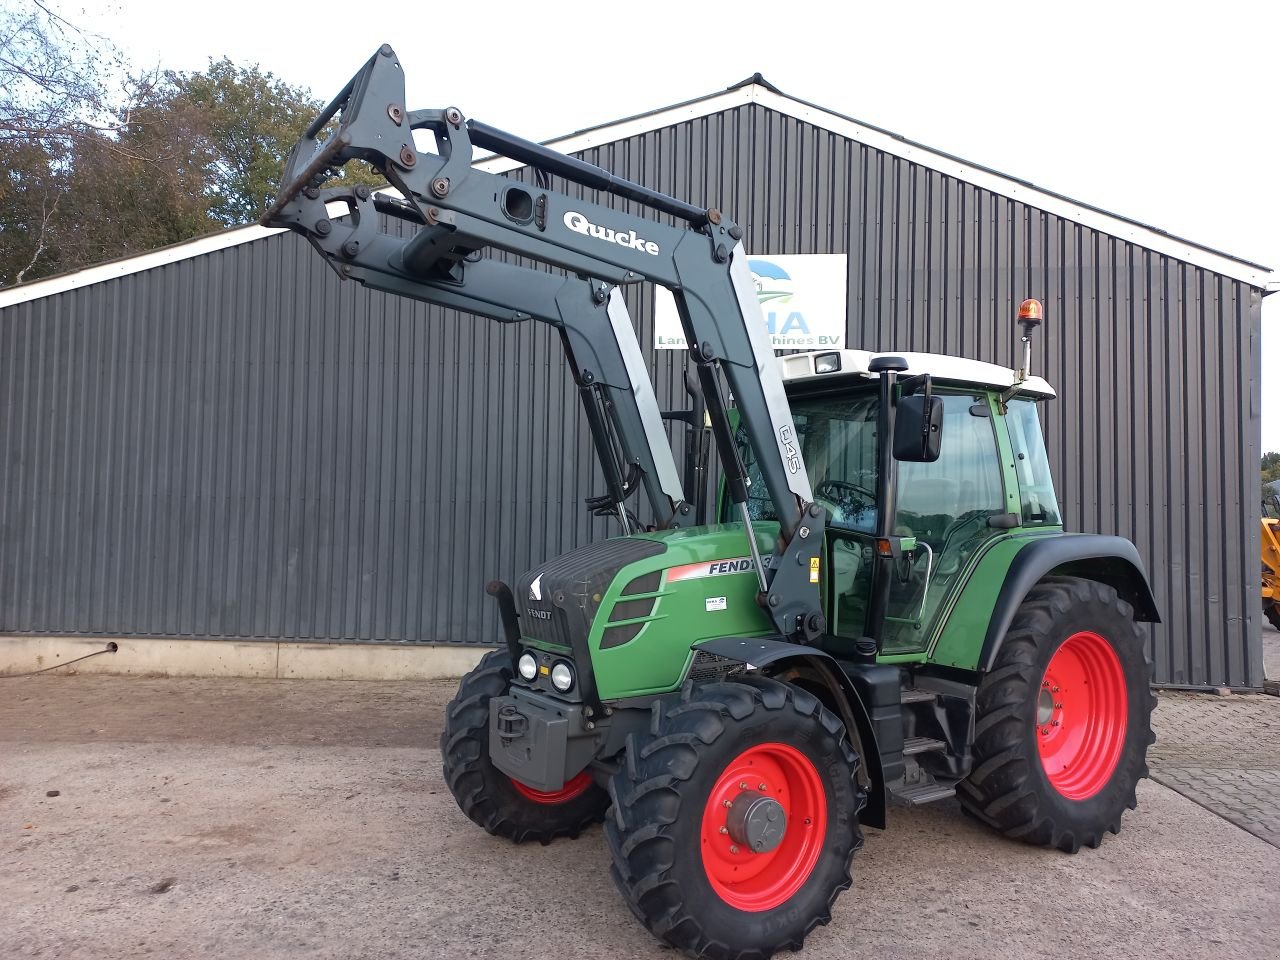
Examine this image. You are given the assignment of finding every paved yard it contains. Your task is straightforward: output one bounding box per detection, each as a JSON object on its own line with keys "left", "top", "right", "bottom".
{"left": 1151, "top": 691, "right": 1280, "bottom": 847}
{"left": 1, "top": 676, "right": 1276, "bottom": 960}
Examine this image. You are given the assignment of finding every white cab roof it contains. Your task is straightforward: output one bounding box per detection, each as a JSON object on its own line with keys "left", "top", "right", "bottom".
{"left": 779, "top": 350, "right": 1057, "bottom": 399}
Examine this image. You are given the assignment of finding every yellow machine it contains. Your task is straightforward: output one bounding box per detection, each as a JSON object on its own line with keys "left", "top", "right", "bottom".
{"left": 1264, "top": 488, "right": 1280, "bottom": 630}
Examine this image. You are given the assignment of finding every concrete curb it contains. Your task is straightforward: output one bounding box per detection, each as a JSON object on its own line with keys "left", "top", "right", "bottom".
{"left": 0, "top": 635, "right": 487, "bottom": 681}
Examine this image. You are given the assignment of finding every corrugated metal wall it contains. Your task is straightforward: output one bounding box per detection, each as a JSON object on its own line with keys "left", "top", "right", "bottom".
{"left": 0, "top": 103, "right": 1264, "bottom": 687}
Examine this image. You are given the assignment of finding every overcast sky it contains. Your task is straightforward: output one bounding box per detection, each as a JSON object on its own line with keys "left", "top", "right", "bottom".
{"left": 72, "top": 0, "right": 1279, "bottom": 448}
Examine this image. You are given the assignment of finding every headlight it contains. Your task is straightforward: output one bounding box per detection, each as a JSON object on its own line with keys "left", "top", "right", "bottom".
{"left": 550, "top": 661, "right": 574, "bottom": 692}
{"left": 517, "top": 653, "right": 538, "bottom": 681}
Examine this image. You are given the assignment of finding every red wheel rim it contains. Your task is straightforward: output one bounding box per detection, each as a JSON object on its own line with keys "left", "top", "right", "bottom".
{"left": 699, "top": 743, "right": 827, "bottom": 912}
{"left": 509, "top": 771, "right": 592, "bottom": 805}
{"left": 1036, "top": 630, "right": 1128, "bottom": 800}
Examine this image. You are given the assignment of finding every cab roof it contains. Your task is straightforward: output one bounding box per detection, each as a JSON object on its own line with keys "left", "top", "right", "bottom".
{"left": 779, "top": 350, "right": 1057, "bottom": 399}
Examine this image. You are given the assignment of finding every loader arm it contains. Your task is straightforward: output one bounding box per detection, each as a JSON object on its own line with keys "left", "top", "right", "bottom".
{"left": 262, "top": 44, "right": 825, "bottom": 642}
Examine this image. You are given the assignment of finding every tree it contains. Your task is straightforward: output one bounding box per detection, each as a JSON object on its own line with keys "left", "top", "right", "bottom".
{"left": 0, "top": 0, "right": 121, "bottom": 143}
{"left": 0, "top": 0, "right": 125, "bottom": 285}
{"left": 158, "top": 58, "right": 323, "bottom": 226}
{"left": 1262, "top": 452, "right": 1280, "bottom": 515}
{"left": 133, "top": 58, "right": 385, "bottom": 228}
{"left": 0, "top": 8, "right": 385, "bottom": 289}
{"left": 0, "top": 137, "right": 63, "bottom": 285}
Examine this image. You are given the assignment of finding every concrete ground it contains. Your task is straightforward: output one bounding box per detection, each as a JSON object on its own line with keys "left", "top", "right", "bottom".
{"left": 2, "top": 678, "right": 1277, "bottom": 960}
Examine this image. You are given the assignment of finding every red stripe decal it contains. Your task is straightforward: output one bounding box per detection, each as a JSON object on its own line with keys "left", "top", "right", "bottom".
{"left": 665, "top": 557, "right": 756, "bottom": 582}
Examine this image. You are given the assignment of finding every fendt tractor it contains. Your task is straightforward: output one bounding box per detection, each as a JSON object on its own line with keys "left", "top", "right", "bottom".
{"left": 265, "top": 46, "right": 1159, "bottom": 960}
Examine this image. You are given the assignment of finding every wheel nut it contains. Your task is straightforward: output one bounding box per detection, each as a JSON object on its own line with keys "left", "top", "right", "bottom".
{"left": 739, "top": 782, "right": 749, "bottom": 790}
{"left": 723, "top": 799, "right": 732, "bottom": 808}
{"left": 758, "top": 783, "right": 767, "bottom": 791}
{"left": 729, "top": 845, "right": 739, "bottom": 855}
{"left": 719, "top": 826, "right": 728, "bottom": 835}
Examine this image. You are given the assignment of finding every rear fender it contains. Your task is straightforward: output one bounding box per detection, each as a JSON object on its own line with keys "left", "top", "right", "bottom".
{"left": 691, "top": 637, "right": 887, "bottom": 829}
{"left": 979, "top": 534, "right": 1160, "bottom": 673}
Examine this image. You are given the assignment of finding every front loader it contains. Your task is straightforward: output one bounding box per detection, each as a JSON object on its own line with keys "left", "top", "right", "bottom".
{"left": 265, "top": 45, "right": 1160, "bottom": 960}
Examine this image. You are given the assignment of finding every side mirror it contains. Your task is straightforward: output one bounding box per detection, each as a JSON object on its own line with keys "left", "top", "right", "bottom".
{"left": 894, "top": 393, "right": 942, "bottom": 462}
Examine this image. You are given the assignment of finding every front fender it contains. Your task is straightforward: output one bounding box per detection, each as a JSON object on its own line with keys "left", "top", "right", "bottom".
{"left": 691, "top": 637, "right": 888, "bottom": 829}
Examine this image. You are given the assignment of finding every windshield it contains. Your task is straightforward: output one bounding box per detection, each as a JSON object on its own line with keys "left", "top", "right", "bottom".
{"left": 738, "top": 391, "right": 880, "bottom": 533}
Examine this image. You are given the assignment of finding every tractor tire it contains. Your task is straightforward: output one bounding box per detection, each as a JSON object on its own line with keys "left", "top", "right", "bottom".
{"left": 1265, "top": 599, "right": 1280, "bottom": 632}
{"left": 958, "top": 576, "right": 1156, "bottom": 853}
{"left": 605, "top": 677, "right": 864, "bottom": 960}
{"left": 440, "top": 649, "right": 609, "bottom": 844}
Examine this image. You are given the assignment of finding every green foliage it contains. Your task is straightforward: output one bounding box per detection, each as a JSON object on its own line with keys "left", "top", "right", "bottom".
{"left": 1263, "top": 452, "right": 1280, "bottom": 516}
{"left": 155, "top": 58, "right": 321, "bottom": 227}
{"left": 1264, "top": 452, "right": 1280, "bottom": 481}
{"left": 0, "top": 5, "right": 384, "bottom": 288}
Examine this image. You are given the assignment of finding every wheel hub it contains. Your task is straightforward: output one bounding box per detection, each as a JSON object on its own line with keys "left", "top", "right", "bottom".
{"left": 1036, "top": 686, "right": 1056, "bottom": 726}
{"left": 699, "top": 742, "right": 827, "bottom": 912}
{"left": 726, "top": 791, "right": 787, "bottom": 853}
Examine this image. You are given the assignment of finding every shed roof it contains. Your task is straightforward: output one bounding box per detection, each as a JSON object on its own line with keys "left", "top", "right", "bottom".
{"left": 1, "top": 75, "right": 1271, "bottom": 308}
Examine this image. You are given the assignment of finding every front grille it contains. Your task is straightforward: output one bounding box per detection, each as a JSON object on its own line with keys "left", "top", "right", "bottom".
{"left": 519, "top": 605, "right": 573, "bottom": 650}
{"left": 516, "top": 537, "right": 666, "bottom": 652}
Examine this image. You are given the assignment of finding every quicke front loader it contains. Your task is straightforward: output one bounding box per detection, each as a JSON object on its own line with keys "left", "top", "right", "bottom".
{"left": 265, "top": 46, "right": 1160, "bottom": 960}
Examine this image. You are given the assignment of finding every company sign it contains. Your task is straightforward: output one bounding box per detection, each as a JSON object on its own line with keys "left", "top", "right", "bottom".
{"left": 654, "top": 254, "right": 847, "bottom": 350}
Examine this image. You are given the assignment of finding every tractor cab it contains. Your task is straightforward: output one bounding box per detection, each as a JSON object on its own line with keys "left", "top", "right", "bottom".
{"left": 737, "top": 349, "right": 1060, "bottom": 659}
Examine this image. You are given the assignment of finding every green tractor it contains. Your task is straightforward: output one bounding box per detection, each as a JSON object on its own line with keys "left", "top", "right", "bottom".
{"left": 267, "top": 46, "right": 1159, "bottom": 960}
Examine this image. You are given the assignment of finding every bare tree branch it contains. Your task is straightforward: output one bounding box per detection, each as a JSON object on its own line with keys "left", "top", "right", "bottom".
{"left": 14, "top": 191, "right": 59, "bottom": 285}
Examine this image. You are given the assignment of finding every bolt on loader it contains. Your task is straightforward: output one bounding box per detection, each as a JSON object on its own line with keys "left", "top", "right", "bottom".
{"left": 264, "top": 45, "right": 1160, "bottom": 960}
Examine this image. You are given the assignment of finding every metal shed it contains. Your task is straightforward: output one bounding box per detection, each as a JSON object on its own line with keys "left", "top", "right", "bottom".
{"left": 0, "top": 76, "right": 1270, "bottom": 688}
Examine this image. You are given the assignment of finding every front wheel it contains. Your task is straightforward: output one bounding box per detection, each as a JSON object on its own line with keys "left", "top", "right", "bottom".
{"left": 958, "top": 576, "right": 1156, "bottom": 853}
{"left": 605, "top": 678, "right": 864, "bottom": 960}
{"left": 440, "top": 649, "right": 609, "bottom": 843}
{"left": 1265, "top": 597, "right": 1280, "bottom": 631}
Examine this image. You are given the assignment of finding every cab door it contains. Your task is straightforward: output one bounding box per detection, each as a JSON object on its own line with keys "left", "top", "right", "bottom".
{"left": 878, "top": 392, "right": 1008, "bottom": 655}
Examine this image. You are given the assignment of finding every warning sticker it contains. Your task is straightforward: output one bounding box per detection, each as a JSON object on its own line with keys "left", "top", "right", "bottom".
{"left": 666, "top": 557, "right": 756, "bottom": 583}
{"left": 705, "top": 596, "right": 727, "bottom": 612}
{"left": 809, "top": 557, "right": 821, "bottom": 584}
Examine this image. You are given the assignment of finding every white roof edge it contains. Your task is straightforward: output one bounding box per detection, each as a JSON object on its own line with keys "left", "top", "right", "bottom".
{"left": 0, "top": 199, "right": 350, "bottom": 310}
{"left": 779, "top": 349, "right": 1057, "bottom": 398}
{"left": 1, "top": 82, "right": 1270, "bottom": 308}
{"left": 0, "top": 222, "right": 283, "bottom": 308}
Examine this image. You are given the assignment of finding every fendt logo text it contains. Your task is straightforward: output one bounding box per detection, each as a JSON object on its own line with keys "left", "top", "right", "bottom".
{"left": 564, "top": 211, "right": 660, "bottom": 256}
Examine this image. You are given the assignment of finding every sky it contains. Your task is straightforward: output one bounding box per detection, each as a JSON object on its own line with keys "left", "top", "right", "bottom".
{"left": 67, "top": 0, "right": 1280, "bottom": 449}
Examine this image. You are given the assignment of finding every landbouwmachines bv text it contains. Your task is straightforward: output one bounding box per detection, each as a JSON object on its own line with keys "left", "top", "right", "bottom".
{"left": 264, "top": 46, "right": 1159, "bottom": 960}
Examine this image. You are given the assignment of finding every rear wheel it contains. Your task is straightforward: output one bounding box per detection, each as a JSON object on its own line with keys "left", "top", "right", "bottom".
{"left": 606, "top": 678, "right": 863, "bottom": 960}
{"left": 959, "top": 576, "right": 1155, "bottom": 852}
{"left": 440, "top": 649, "right": 608, "bottom": 843}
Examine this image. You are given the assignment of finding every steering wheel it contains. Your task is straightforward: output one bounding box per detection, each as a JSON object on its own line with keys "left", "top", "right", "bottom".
{"left": 816, "top": 479, "right": 876, "bottom": 506}
{"left": 815, "top": 479, "right": 877, "bottom": 529}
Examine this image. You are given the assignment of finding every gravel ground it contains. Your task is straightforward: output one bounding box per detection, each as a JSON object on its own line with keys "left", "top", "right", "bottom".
{"left": 1, "top": 676, "right": 1277, "bottom": 960}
